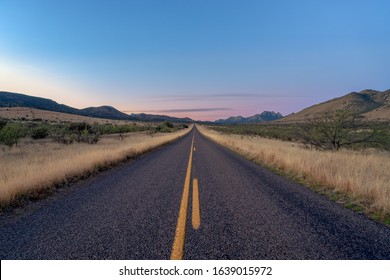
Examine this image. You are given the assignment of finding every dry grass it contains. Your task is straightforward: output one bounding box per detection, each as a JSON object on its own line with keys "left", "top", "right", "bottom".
{"left": 363, "top": 105, "right": 390, "bottom": 121}
{"left": 198, "top": 125, "right": 390, "bottom": 220}
{"left": 0, "top": 127, "right": 191, "bottom": 205}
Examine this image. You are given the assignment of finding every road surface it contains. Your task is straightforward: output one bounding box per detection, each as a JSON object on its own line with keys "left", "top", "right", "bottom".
{"left": 1, "top": 126, "right": 389, "bottom": 259}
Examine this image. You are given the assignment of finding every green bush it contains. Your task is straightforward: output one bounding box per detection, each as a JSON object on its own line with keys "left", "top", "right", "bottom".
{"left": 69, "top": 122, "right": 91, "bottom": 133}
{"left": 0, "top": 123, "right": 24, "bottom": 147}
{"left": 98, "top": 124, "right": 142, "bottom": 135}
{"left": 154, "top": 124, "right": 171, "bottom": 133}
{"left": 49, "top": 123, "right": 100, "bottom": 145}
{"left": 30, "top": 125, "right": 49, "bottom": 139}
{"left": 163, "top": 121, "right": 174, "bottom": 128}
{"left": 50, "top": 127, "right": 75, "bottom": 145}
{"left": 76, "top": 129, "right": 100, "bottom": 144}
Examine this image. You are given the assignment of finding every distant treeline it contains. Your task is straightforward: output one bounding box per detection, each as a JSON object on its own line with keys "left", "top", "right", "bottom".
{"left": 210, "top": 117, "right": 390, "bottom": 151}
{"left": 0, "top": 119, "right": 188, "bottom": 147}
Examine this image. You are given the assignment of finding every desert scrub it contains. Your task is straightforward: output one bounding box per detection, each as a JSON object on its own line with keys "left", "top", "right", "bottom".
{"left": 198, "top": 125, "right": 390, "bottom": 222}
{"left": 30, "top": 124, "right": 50, "bottom": 139}
{"left": 211, "top": 121, "right": 390, "bottom": 151}
{"left": 0, "top": 126, "right": 192, "bottom": 206}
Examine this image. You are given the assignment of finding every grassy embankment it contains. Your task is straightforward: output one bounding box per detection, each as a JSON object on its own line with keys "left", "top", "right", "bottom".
{"left": 198, "top": 125, "right": 390, "bottom": 224}
{"left": 212, "top": 122, "right": 390, "bottom": 151}
{"left": 0, "top": 124, "right": 192, "bottom": 208}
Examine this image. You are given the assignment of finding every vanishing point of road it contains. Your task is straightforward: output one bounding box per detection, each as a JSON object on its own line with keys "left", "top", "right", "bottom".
{"left": 1, "top": 126, "right": 389, "bottom": 259}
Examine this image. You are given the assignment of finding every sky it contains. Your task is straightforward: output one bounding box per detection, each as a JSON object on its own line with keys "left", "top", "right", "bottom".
{"left": 0, "top": 0, "right": 389, "bottom": 121}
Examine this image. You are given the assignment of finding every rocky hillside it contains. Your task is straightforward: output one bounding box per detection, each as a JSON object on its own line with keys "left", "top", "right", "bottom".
{"left": 279, "top": 89, "right": 390, "bottom": 123}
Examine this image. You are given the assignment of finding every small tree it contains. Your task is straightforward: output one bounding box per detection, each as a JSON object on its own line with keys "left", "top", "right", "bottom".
{"left": 300, "top": 110, "right": 375, "bottom": 151}
{"left": 50, "top": 126, "right": 75, "bottom": 145}
{"left": 0, "top": 123, "right": 24, "bottom": 148}
{"left": 163, "top": 121, "right": 174, "bottom": 128}
{"left": 77, "top": 128, "right": 100, "bottom": 144}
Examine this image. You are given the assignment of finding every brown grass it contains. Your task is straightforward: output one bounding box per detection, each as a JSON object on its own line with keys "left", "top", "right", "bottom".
{"left": 0, "top": 127, "right": 191, "bottom": 205}
{"left": 198, "top": 125, "right": 390, "bottom": 221}
{"left": 363, "top": 105, "right": 390, "bottom": 121}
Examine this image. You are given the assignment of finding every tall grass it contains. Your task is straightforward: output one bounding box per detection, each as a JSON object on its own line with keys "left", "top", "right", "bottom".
{"left": 198, "top": 126, "right": 390, "bottom": 218}
{"left": 0, "top": 127, "right": 191, "bottom": 205}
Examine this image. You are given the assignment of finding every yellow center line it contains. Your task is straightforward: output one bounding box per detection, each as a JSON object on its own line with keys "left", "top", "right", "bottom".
{"left": 192, "top": 178, "right": 201, "bottom": 230}
{"left": 170, "top": 133, "right": 195, "bottom": 260}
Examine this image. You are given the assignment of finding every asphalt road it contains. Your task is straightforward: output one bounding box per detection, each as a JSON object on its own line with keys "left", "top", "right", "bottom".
{"left": 1, "top": 126, "right": 389, "bottom": 259}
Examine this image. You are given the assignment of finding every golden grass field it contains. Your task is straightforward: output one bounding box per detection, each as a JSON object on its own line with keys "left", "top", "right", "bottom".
{"left": 0, "top": 126, "right": 191, "bottom": 205}
{"left": 198, "top": 125, "right": 390, "bottom": 220}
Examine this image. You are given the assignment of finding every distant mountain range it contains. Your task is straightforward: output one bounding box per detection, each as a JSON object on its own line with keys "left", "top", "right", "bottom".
{"left": 214, "top": 111, "right": 283, "bottom": 124}
{"left": 2, "top": 89, "right": 388, "bottom": 124}
{"left": 0, "top": 91, "right": 130, "bottom": 119}
{"left": 0, "top": 91, "right": 284, "bottom": 124}
{"left": 279, "top": 89, "right": 390, "bottom": 123}
{"left": 0, "top": 91, "right": 195, "bottom": 123}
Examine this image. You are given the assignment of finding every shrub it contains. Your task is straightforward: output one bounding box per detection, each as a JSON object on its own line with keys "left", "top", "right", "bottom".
{"left": 0, "top": 123, "right": 24, "bottom": 147}
{"left": 30, "top": 125, "right": 49, "bottom": 139}
{"left": 50, "top": 127, "right": 75, "bottom": 145}
{"left": 163, "top": 121, "right": 174, "bottom": 128}
{"left": 69, "top": 122, "right": 91, "bottom": 133}
{"left": 76, "top": 129, "right": 100, "bottom": 144}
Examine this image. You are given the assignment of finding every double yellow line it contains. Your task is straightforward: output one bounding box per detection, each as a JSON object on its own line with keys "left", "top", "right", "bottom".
{"left": 170, "top": 133, "right": 201, "bottom": 260}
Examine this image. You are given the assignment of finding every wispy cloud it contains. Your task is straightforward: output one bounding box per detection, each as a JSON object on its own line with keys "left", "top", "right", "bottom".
{"left": 124, "top": 108, "right": 233, "bottom": 113}
{"left": 148, "top": 93, "right": 259, "bottom": 102}
{"left": 147, "top": 92, "right": 301, "bottom": 102}
{"left": 157, "top": 108, "right": 233, "bottom": 113}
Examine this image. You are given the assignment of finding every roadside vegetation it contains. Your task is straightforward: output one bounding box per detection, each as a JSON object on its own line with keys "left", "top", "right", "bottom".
{"left": 198, "top": 122, "right": 390, "bottom": 225}
{"left": 0, "top": 118, "right": 191, "bottom": 208}
{"left": 212, "top": 111, "right": 390, "bottom": 151}
{"left": 0, "top": 119, "right": 186, "bottom": 148}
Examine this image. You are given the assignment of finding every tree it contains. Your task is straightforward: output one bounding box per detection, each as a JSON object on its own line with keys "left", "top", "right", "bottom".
{"left": 0, "top": 123, "right": 24, "bottom": 148}
{"left": 299, "top": 110, "right": 375, "bottom": 151}
{"left": 163, "top": 121, "right": 174, "bottom": 128}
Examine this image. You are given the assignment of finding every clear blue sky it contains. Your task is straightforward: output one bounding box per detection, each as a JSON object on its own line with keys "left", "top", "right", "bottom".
{"left": 1, "top": 0, "right": 389, "bottom": 120}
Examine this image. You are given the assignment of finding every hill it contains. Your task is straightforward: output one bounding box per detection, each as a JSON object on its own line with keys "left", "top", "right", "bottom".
{"left": 0, "top": 107, "right": 143, "bottom": 125}
{"left": 0, "top": 91, "right": 194, "bottom": 122}
{"left": 80, "top": 106, "right": 131, "bottom": 120}
{"left": 279, "top": 89, "right": 390, "bottom": 123}
{"left": 215, "top": 111, "right": 283, "bottom": 124}
{"left": 0, "top": 91, "right": 80, "bottom": 115}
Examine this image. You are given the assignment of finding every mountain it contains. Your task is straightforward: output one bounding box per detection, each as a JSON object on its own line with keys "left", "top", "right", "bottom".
{"left": 279, "top": 89, "right": 390, "bottom": 123}
{"left": 0, "top": 91, "right": 133, "bottom": 120}
{"left": 0, "top": 91, "right": 80, "bottom": 115}
{"left": 0, "top": 91, "right": 194, "bottom": 122}
{"left": 214, "top": 111, "right": 283, "bottom": 124}
{"left": 80, "top": 106, "right": 131, "bottom": 120}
